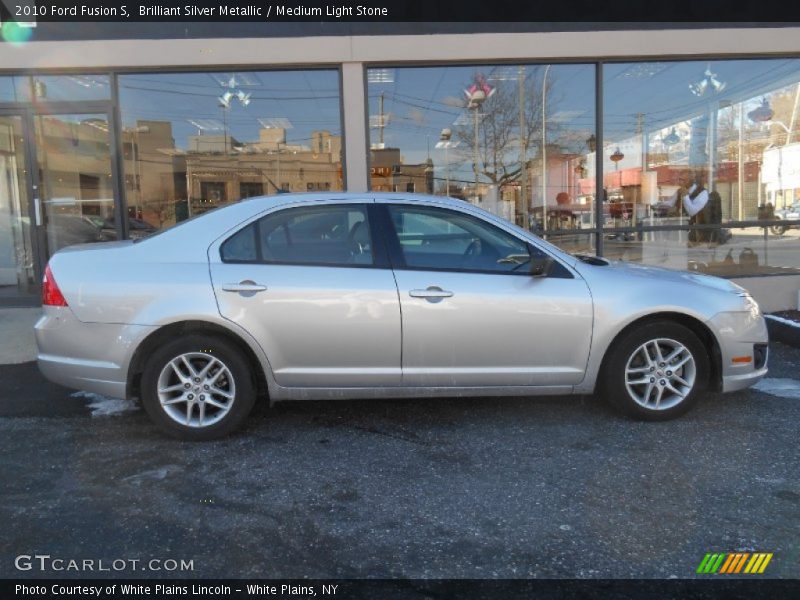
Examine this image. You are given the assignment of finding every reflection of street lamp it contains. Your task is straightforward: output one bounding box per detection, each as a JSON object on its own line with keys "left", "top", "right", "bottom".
{"left": 689, "top": 64, "right": 726, "bottom": 97}
{"left": 464, "top": 74, "right": 495, "bottom": 202}
{"left": 748, "top": 98, "right": 774, "bottom": 123}
{"left": 610, "top": 147, "right": 624, "bottom": 170}
{"left": 435, "top": 128, "right": 460, "bottom": 197}
{"left": 587, "top": 133, "right": 597, "bottom": 153}
{"left": 663, "top": 127, "right": 680, "bottom": 146}
{"left": 688, "top": 64, "right": 726, "bottom": 193}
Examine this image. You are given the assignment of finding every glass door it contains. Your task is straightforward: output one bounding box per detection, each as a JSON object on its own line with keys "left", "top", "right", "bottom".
{"left": 0, "top": 113, "right": 37, "bottom": 300}
{"left": 33, "top": 112, "right": 118, "bottom": 258}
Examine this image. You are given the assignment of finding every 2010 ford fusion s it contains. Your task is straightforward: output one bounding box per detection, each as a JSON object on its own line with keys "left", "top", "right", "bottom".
{"left": 35, "top": 193, "right": 768, "bottom": 440}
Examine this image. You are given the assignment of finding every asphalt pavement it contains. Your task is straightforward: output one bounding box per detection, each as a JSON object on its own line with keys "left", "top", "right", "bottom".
{"left": 0, "top": 344, "right": 798, "bottom": 579}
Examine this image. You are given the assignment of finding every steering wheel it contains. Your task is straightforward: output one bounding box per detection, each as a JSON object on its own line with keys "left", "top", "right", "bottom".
{"left": 347, "top": 221, "right": 367, "bottom": 258}
{"left": 461, "top": 239, "right": 481, "bottom": 265}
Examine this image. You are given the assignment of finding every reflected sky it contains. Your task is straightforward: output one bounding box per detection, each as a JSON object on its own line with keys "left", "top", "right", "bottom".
{"left": 118, "top": 70, "right": 342, "bottom": 150}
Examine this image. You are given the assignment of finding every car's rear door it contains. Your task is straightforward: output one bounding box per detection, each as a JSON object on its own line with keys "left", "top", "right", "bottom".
{"left": 209, "top": 200, "right": 401, "bottom": 388}
{"left": 376, "top": 200, "right": 593, "bottom": 388}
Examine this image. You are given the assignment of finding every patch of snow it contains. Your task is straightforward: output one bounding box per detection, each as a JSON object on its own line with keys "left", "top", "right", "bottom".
{"left": 123, "top": 466, "right": 182, "bottom": 484}
{"left": 752, "top": 378, "right": 800, "bottom": 399}
{"left": 765, "top": 314, "right": 800, "bottom": 328}
{"left": 70, "top": 391, "right": 138, "bottom": 416}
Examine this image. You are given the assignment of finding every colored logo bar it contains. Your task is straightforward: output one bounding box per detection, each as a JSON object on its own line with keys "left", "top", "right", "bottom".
{"left": 696, "top": 552, "right": 773, "bottom": 574}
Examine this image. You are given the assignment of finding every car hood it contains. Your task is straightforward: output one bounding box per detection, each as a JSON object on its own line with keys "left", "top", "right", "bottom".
{"left": 580, "top": 258, "right": 746, "bottom": 294}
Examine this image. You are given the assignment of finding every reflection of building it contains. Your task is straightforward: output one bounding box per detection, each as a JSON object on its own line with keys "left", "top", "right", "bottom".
{"left": 122, "top": 121, "right": 185, "bottom": 228}
{"left": 184, "top": 128, "right": 343, "bottom": 216}
{"left": 370, "top": 148, "right": 434, "bottom": 194}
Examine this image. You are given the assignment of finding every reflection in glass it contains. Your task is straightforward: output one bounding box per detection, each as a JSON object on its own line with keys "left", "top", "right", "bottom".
{"left": 602, "top": 58, "right": 800, "bottom": 274}
{"left": 119, "top": 70, "right": 343, "bottom": 231}
{"left": 603, "top": 225, "right": 800, "bottom": 277}
{"left": 0, "top": 115, "right": 36, "bottom": 296}
{"left": 34, "top": 114, "right": 116, "bottom": 254}
{"left": 367, "top": 64, "right": 596, "bottom": 232}
{"left": 0, "top": 76, "right": 31, "bottom": 103}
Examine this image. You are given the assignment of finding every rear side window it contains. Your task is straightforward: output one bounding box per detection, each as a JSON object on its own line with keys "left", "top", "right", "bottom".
{"left": 221, "top": 204, "right": 374, "bottom": 266}
{"left": 220, "top": 224, "right": 257, "bottom": 262}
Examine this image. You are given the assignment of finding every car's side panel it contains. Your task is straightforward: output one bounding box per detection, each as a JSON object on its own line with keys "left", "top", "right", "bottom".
{"left": 392, "top": 269, "right": 594, "bottom": 386}
{"left": 210, "top": 262, "right": 402, "bottom": 387}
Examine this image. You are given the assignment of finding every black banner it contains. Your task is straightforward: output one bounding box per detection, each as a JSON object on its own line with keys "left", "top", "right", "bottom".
{"left": 2, "top": 0, "right": 800, "bottom": 23}
{"left": 4, "top": 579, "right": 800, "bottom": 600}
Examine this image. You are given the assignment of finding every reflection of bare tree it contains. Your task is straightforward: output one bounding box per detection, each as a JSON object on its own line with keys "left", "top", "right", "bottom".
{"left": 141, "top": 178, "right": 176, "bottom": 228}
{"left": 453, "top": 68, "right": 564, "bottom": 187}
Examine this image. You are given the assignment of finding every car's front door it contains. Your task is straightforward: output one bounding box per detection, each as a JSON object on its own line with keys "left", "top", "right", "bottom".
{"left": 378, "top": 202, "right": 593, "bottom": 388}
{"left": 209, "top": 201, "right": 401, "bottom": 388}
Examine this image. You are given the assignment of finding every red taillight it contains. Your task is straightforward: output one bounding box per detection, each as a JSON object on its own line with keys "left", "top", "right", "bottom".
{"left": 42, "top": 264, "right": 68, "bottom": 307}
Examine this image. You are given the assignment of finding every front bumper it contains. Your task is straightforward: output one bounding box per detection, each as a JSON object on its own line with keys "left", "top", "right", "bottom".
{"left": 722, "top": 363, "right": 768, "bottom": 392}
{"left": 35, "top": 306, "right": 156, "bottom": 399}
{"left": 708, "top": 311, "right": 769, "bottom": 393}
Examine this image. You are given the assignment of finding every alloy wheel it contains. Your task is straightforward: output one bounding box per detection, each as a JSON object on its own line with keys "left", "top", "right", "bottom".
{"left": 156, "top": 352, "right": 236, "bottom": 428}
{"left": 623, "top": 338, "right": 696, "bottom": 410}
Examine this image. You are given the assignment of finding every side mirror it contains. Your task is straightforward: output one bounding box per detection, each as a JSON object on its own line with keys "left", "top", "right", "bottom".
{"left": 529, "top": 256, "right": 553, "bottom": 277}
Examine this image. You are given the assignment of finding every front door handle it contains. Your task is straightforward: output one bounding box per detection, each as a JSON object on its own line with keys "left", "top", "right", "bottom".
{"left": 409, "top": 286, "right": 454, "bottom": 302}
{"left": 222, "top": 281, "right": 267, "bottom": 293}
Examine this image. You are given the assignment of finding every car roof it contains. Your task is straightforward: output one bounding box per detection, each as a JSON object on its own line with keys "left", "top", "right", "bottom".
{"left": 242, "top": 191, "right": 466, "bottom": 208}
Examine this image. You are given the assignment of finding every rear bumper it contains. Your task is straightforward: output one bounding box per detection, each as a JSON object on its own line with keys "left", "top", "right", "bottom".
{"left": 38, "top": 354, "right": 127, "bottom": 398}
{"left": 35, "top": 306, "right": 156, "bottom": 399}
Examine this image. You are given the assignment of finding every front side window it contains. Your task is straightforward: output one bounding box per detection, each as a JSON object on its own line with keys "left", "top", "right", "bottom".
{"left": 221, "top": 204, "right": 373, "bottom": 266}
{"left": 387, "top": 205, "right": 534, "bottom": 273}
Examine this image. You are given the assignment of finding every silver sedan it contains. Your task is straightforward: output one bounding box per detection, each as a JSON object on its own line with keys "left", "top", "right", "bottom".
{"left": 35, "top": 193, "right": 768, "bottom": 440}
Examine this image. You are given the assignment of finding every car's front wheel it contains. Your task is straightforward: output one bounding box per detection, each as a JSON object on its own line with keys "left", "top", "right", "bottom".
{"left": 140, "top": 334, "right": 256, "bottom": 440}
{"left": 602, "top": 321, "right": 708, "bottom": 420}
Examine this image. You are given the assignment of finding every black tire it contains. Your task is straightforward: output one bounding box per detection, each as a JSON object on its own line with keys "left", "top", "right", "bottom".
{"left": 770, "top": 224, "right": 787, "bottom": 236}
{"left": 140, "top": 334, "right": 256, "bottom": 441}
{"left": 601, "top": 321, "right": 709, "bottom": 421}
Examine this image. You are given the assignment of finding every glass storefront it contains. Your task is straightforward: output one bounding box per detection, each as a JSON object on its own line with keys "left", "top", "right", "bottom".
{"left": 602, "top": 59, "right": 800, "bottom": 276}
{"left": 118, "top": 70, "right": 343, "bottom": 231}
{"left": 366, "top": 64, "right": 596, "bottom": 234}
{"left": 2, "top": 57, "right": 800, "bottom": 304}
{"left": 34, "top": 113, "right": 117, "bottom": 253}
{"left": 0, "top": 114, "right": 35, "bottom": 298}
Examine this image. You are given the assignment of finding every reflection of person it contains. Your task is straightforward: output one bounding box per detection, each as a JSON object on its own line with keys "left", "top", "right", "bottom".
{"left": 667, "top": 171, "right": 709, "bottom": 242}
{"left": 556, "top": 192, "right": 571, "bottom": 205}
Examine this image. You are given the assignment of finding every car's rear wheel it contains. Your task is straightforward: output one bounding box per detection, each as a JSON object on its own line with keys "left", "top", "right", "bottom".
{"left": 141, "top": 334, "right": 256, "bottom": 440}
{"left": 770, "top": 223, "right": 787, "bottom": 236}
{"left": 602, "top": 321, "right": 708, "bottom": 420}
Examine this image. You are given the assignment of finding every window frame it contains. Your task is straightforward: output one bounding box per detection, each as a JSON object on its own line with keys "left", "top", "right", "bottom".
{"left": 375, "top": 202, "right": 573, "bottom": 278}
{"left": 220, "top": 202, "right": 390, "bottom": 269}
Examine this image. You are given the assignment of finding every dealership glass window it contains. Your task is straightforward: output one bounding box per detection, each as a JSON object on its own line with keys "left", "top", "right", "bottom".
{"left": 602, "top": 225, "right": 800, "bottom": 277}
{"left": 0, "top": 75, "right": 110, "bottom": 103}
{"left": 602, "top": 58, "right": 800, "bottom": 275}
{"left": 28, "top": 74, "right": 111, "bottom": 102}
{"left": 366, "top": 64, "right": 597, "bottom": 247}
{"left": 0, "top": 76, "right": 31, "bottom": 103}
{"left": 118, "top": 70, "right": 343, "bottom": 231}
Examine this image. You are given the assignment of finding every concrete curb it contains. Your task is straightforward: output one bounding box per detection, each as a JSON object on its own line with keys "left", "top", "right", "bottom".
{"left": 0, "top": 308, "right": 41, "bottom": 365}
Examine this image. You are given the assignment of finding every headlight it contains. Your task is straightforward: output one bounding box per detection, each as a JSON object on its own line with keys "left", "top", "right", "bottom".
{"left": 737, "top": 292, "right": 761, "bottom": 317}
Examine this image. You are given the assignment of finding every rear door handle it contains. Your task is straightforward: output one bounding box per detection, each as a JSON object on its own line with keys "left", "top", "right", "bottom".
{"left": 409, "top": 286, "right": 454, "bottom": 301}
{"left": 222, "top": 281, "right": 267, "bottom": 293}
